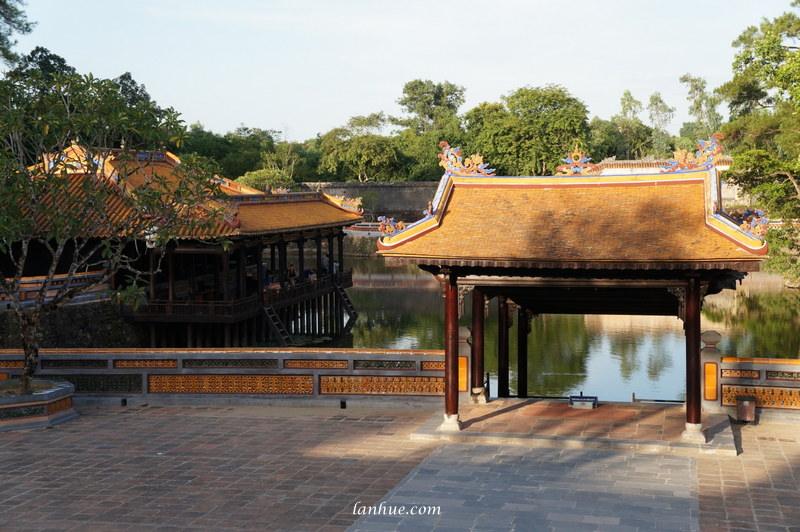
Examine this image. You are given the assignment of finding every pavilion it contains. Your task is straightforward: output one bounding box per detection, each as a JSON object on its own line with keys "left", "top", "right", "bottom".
{"left": 6, "top": 145, "right": 363, "bottom": 348}
{"left": 378, "top": 140, "right": 766, "bottom": 442}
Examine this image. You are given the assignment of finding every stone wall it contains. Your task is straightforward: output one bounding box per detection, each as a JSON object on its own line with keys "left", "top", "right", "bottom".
{"left": 299, "top": 181, "right": 438, "bottom": 219}
{"left": 0, "top": 300, "right": 146, "bottom": 349}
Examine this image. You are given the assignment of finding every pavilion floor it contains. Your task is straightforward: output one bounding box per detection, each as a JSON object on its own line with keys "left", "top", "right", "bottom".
{"left": 411, "top": 398, "right": 738, "bottom": 456}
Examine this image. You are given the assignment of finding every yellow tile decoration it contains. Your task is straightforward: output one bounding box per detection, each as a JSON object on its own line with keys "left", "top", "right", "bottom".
{"left": 0, "top": 360, "right": 24, "bottom": 368}
{"left": 148, "top": 374, "right": 313, "bottom": 394}
{"left": 319, "top": 375, "right": 444, "bottom": 395}
{"left": 721, "top": 369, "right": 760, "bottom": 379}
{"left": 46, "top": 397, "right": 73, "bottom": 413}
{"left": 114, "top": 359, "right": 178, "bottom": 369}
{"left": 459, "top": 356, "right": 468, "bottom": 392}
{"left": 721, "top": 385, "right": 800, "bottom": 410}
{"left": 284, "top": 359, "right": 348, "bottom": 369}
{"left": 421, "top": 361, "right": 445, "bottom": 371}
{"left": 704, "top": 362, "right": 718, "bottom": 401}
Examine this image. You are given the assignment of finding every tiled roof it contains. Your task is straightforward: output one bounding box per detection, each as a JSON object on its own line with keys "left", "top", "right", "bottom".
{"left": 237, "top": 197, "right": 363, "bottom": 235}
{"left": 378, "top": 168, "right": 765, "bottom": 270}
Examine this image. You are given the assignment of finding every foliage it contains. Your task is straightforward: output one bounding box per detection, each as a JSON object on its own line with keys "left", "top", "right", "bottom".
{"left": 465, "top": 85, "right": 589, "bottom": 175}
{"left": 179, "top": 123, "right": 276, "bottom": 179}
{"left": 394, "top": 79, "right": 465, "bottom": 134}
{"left": 237, "top": 167, "right": 294, "bottom": 191}
{"left": 679, "top": 74, "right": 723, "bottom": 139}
{"left": 0, "top": 0, "right": 32, "bottom": 65}
{"left": 610, "top": 90, "right": 653, "bottom": 160}
{"left": 318, "top": 114, "right": 401, "bottom": 182}
{"left": 0, "top": 71, "right": 226, "bottom": 393}
{"left": 646, "top": 92, "right": 675, "bottom": 156}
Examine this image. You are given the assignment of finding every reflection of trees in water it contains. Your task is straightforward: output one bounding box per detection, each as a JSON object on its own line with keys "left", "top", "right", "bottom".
{"left": 645, "top": 340, "right": 673, "bottom": 381}
{"left": 347, "top": 288, "right": 444, "bottom": 350}
{"left": 609, "top": 334, "right": 641, "bottom": 381}
{"left": 523, "top": 315, "right": 596, "bottom": 397}
{"left": 703, "top": 290, "right": 800, "bottom": 358}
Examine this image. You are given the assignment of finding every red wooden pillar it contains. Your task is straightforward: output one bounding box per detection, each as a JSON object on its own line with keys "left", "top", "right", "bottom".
{"left": 498, "top": 296, "right": 509, "bottom": 398}
{"left": 471, "top": 288, "right": 485, "bottom": 392}
{"left": 441, "top": 271, "right": 462, "bottom": 431}
{"left": 683, "top": 276, "right": 705, "bottom": 442}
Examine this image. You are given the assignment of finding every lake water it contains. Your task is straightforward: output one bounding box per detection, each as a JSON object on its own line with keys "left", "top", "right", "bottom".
{"left": 344, "top": 257, "right": 800, "bottom": 402}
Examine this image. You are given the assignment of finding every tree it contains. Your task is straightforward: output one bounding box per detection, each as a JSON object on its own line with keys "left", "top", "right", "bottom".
{"left": 679, "top": 74, "right": 723, "bottom": 139}
{"left": 587, "top": 117, "right": 624, "bottom": 161}
{"left": 318, "top": 115, "right": 401, "bottom": 182}
{"left": 467, "top": 85, "right": 589, "bottom": 175}
{"left": 646, "top": 92, "right": 675, "bottom": 156}
{"left": 395, "top": 79, "right": 465, "bottom": 133}
{"left": 6, "top": 46, "right": 76, "bottom": 82}
{"left": 0, "top": 0, "right": 33, "bottom": 65}
{"left": 237, "top": 167, "right": 294, "bottom": 191}
{"left": 0, "top": 71, "right": 225, "bottom": 394}
{"left": 611, "top": 90, "right": 652, "bottom": 159}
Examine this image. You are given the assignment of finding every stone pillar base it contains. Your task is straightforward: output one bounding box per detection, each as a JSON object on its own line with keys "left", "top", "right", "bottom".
{"left": 437, "top": 413, "right": 462, "bottom": 432}
{"left": 471, "top": 387, "right": 488, "bottom": 404}
{"left": 681, "top": 422, "right": 706, "bottom": 443}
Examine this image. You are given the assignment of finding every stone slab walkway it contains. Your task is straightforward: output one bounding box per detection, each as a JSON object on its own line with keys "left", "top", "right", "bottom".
{"left": 348, "top": 444, "right": 699, "bottom": 532}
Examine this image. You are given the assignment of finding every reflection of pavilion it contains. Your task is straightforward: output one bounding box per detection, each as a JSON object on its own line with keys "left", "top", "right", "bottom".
{"left": 379, "top": 142, "right": 766, "bottom": 442}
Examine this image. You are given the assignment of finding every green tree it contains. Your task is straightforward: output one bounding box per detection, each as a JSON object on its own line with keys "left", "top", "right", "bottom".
{"left": 679, "top": 73, "right": 723, "bottom": 139}
{"left": 587, "top": 117, "right": 624, "bottom": 161}
{"left": 6, "top": 46, "right": 76, "bottom": 82}
{"left": 237, "top": 167, "right": 294, "bottom": 191}
{"left": 0, "top": 71, "right": 226, "bottom": 394}
{"left": 468, "top": 85, "right": 589, "bottom": 175}
{"left": 394, "top": 79, "right": 465, "bottom": 133}
{"left": 318, "top": 114, "right": 401, "bottom": 182}
{"left": 0, "top": 0, "right": 33, "bottom": 65}
{"left": 611, "top": 90, "right": 652, "bottom": 159}
{"left": 646, "top": 92, "right": 675, "bottom": 156}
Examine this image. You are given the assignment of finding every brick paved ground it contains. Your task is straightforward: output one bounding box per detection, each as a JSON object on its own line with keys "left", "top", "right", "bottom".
{"left": 696, "top": 421, "right": 800, "bottom": 532}
{"left": 0, "top": 403, "right": 798, "bottom": 531}
{"left": 0, "top": 405, "right": 438, "bottom": 531}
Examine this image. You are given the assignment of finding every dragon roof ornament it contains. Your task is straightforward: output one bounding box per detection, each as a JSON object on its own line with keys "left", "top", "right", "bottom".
{"left": 556, "top": 146, "right": 600, "bottom": 176}
{"left": 661, "top": 133, "right": 726, "bottom": 173}
{"left": 438, "top": 142, "right": 495, "bottom": 177}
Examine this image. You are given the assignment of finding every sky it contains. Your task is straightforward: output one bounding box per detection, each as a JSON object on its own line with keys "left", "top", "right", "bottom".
{"left": 9, "top": 0, "right": 797, "bottom": 142}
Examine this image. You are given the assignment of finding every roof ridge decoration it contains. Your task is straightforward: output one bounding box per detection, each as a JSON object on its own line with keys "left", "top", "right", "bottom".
{"left": 437, "top": 141, "right": 495, "bottom": 177}
{"left": 555, "top": 146, "right": 600, "bottom": 176}
{"left": 661, "top": 134, "right": 726, "bottom": 173}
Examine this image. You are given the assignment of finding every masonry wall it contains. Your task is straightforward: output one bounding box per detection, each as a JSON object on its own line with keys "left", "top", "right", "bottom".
{"left": 299, "top": 181, "right": 438, "bottom": 219}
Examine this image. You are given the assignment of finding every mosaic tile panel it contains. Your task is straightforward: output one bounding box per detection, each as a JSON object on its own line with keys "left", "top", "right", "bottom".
{"left": 767, "top": 371, "right": 800, "bottom": 381}
{"left": 41, "top": 359, "right": 108, "bottom": 369}
{"left": 182, "top": 359, "right": 278, "bottom": 369}
{"left": 0, "top": 360, "right": 24, "bottom": 369}
{"left": 721, "top": 369, "right": 760, "bottom": 379}
{"left": 319, "top": 375, "right": 444, "bottom": 395}
{"left": 421, "top": 361, "right": 445, "bottom": 371}
{"left": 47, "top": 374, "right": 142, "bottom": 393}
{"left": 0, "top": 404, "right": 46, "bottom": 420}
{"left": 114, "top": 359, "right": 178, "bottom": 369}
{"left": 722, "top": 384, "right": 800, "bottom": 410}
{"left": 285, "top": 360, "right": 348, "bottom": 369}
{"left": 353, "top": 360, "right": 415, "bottom": 370}
{"left": 148, "top": 374, "right": 313, "bottom": 394}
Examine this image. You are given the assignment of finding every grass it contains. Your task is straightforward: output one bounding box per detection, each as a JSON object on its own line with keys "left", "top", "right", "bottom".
{"left": 0, "top": 380, "right": 54, "bottom": 396}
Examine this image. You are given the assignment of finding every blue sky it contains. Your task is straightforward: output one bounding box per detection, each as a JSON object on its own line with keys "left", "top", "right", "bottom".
{"left": 10, "top": 0, "right": 795, "bottom": 141}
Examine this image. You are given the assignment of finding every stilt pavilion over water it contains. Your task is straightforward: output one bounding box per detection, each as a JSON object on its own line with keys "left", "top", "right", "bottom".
{"left": 378, "top": 140, "right": 767, "bottom": 441}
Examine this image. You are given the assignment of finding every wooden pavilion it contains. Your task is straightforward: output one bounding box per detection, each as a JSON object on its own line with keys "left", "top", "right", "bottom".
{"left": 9, "top": 145, "right": 364, "bottom": 348}
{"left": 378, "top": 141, "right": 767, "bottom": 441}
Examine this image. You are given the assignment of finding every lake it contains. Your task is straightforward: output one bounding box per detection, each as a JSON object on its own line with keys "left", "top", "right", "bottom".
{"left": 343, "top": 256, "right": 800, "bottom": 402}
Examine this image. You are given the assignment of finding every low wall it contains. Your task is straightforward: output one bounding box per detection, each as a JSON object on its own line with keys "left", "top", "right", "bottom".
{"left": 0, "top": 346, "right": 470, "bottom": 408}
{"left": 299, "top": 181, "right": 438, "bottom": 219}
{"left": 701, "top": 331, "right": 800, "bottom": 421}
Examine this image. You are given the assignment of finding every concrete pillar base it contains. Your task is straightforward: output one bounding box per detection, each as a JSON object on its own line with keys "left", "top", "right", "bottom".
{"left": 681, "top": 422, "right": 706, "bottom": 443}
{"left": 471, "top": 387, "right": 488, "bottom": 404}
{"left": 437, "top": 413, "right": 462, "bottom": 432}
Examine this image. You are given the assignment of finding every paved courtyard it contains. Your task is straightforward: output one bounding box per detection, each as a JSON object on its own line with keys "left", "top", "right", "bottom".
{"left": 0, "top": 402, "right": 797, "bottom": 531}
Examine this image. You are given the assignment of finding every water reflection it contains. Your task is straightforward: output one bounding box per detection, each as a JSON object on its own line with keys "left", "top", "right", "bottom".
{"left": 344, "top": 257, "right": 800, "bottom": 401}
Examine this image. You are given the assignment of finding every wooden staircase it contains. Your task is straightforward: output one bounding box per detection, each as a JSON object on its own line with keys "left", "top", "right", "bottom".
{"left": 262, "top": 305, "right": 294, "bottom": 346}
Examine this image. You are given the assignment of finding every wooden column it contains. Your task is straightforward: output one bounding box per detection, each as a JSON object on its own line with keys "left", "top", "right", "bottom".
{"left": 517, "top": 307, "right": 528, "bottom": 398}
{"left": 256, "top": 243, "right": 264, "bottom": 298}
{"left": 167, "top": 248, "right": 175, "bottom": 302}
{"left": 278, "top": 241, "right": 288, "bottom": 285}
{"left": 222, "top": 251, "right": 230, "bottom": 301}
{"left": 442, "top": 271, "right": 461, "bottom": 430}
{"left": 315, "top": 235, "right": 323, "bottom": 276}
{"left": 497, "top": 296, "right": 509, "bottom": 397}
{"left": 337, "top": 232, "right": 345, "bottom": 274}
{"left": 148, "top": 252, "right": 156, "bottom": 300}
{"left": 326, "top": 234, "right": 335, "bottom": 275}
{"left": 471, "top": 288, "right": 485, "bottom": 391}
{"left": 686, "top": 277, "right": 702, "bottom": 425}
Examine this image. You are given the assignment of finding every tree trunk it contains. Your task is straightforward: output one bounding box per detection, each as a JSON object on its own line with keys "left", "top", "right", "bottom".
{"left": 17, "top": 316, "right": 40, "bottom": 395}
